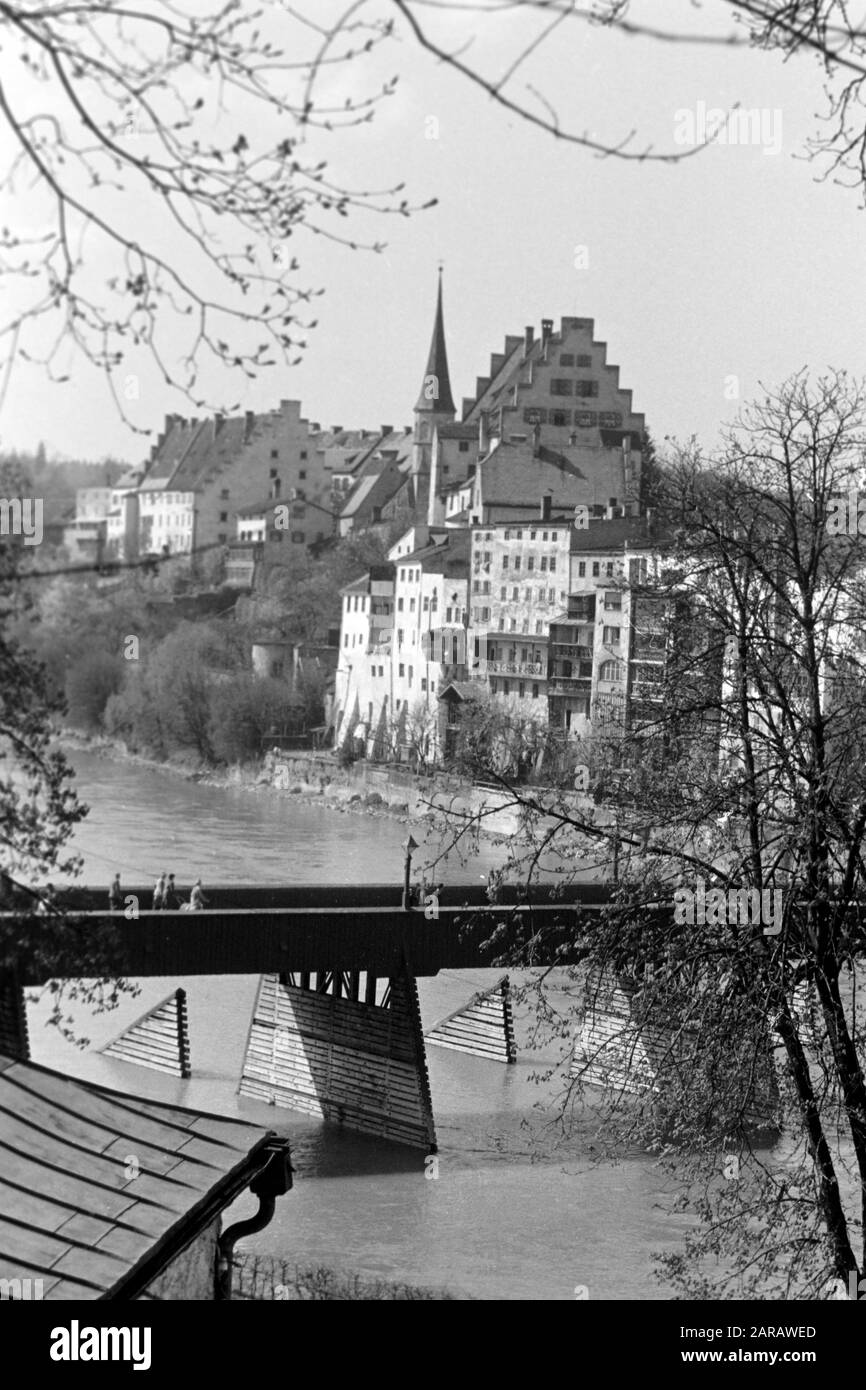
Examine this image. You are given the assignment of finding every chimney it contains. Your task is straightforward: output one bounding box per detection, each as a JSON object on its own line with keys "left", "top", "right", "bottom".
{"left": 214, "top": 413, "right": 225, "bottom": 436}
{"left": 540, "top": 492, "right": 552, "bottom": 521}
{"left": 331, "top": 425, "right": 341, "bottom": 433}
{"left": 380, "top": 425, "right": 392, "bottom": 437}
{"left": 479, "top": 411, "right": 489, "bottom": 456}
{"left": 541, "top": 319, "right": 553, "bottom": 354}
{"left": 524, "top": 325, "right": 534, "bottom": 357}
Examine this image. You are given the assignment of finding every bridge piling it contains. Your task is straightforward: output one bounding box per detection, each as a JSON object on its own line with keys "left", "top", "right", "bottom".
{"left": 238, "top": 956, "right": 436, "bottom": 1151}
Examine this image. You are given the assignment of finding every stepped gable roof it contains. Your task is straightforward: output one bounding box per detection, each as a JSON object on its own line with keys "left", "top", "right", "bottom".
{"left": 415, "top": 272, "right": 456, "bottom": 416}
{"left": 0, "top": 1053, "right": 289, "bottom": 1301}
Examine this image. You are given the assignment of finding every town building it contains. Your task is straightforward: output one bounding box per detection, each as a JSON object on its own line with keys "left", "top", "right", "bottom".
{"left": 546, "top": 515, "right": 670, "bottom": 739}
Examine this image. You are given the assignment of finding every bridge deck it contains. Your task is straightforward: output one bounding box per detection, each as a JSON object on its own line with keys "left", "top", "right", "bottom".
{"left": 14, "top": 890, "right": 616, "bottom": 984}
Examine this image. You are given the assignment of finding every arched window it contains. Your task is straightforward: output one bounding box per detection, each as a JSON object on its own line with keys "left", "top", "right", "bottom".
{"left": 599, "top": 660, "right": 625, "bottom": 682}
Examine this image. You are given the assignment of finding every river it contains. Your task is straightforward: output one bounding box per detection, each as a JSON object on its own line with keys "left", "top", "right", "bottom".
{"left": 26, "top": 749, "right": 691, "bottom": 1300}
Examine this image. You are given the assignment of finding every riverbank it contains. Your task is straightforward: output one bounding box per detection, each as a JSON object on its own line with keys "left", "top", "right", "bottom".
{"left": 55, "top": 729, "right": 525, "bottom": 839}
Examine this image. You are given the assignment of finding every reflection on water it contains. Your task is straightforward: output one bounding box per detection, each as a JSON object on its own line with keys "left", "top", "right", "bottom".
{"left": 25, "top": 750, "right": 688, "bottom": 1300}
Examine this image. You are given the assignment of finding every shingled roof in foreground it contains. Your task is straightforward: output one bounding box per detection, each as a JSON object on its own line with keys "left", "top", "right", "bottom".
{"left": 0, "top": 1053, "right": 288, "bottom": 1300}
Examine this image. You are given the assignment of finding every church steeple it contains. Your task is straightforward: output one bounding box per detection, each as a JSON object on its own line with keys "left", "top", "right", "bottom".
{"left": 415, "top": 268, "right": 455, "bottom": 417}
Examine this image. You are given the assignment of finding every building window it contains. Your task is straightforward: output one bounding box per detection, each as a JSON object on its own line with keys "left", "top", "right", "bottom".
{"left": 514, "top": 557, "right": 521, "bottom": 571}
{"left": 299, "top": 469, "right": 307, "bottom": 479}
{"left": 535, "top": 620, "right": 543, "bottom": 634}
{"left": 498, "top": 616, "right": 505, "bottom": 631}
{"left": 575, "top": 380, "right": 599, "bottom": 397}
{"left": 300, "top": 451, "right": 308, "bottom": 460}
{"left": 500, "top": 586, "right": 507, "bottom": 600}
{"left": 344, "top": 634, "right": 349, "bottom": 647}
{"left": 521, "top": 619, "right": 529, "bottom": 634}
{"left": 399, "top": 663, "right": 405, "bottom": 677}
{"left": 510, "top": 618, "right": 517, "bottom": 632}
{"left": 291, "top": 532, "right": 305, "bottom": 543}
{"left": 576, "top": 354, "right": 592, "bottom": 368}
{"left": 512, "top": 586, "right": 518, "bottom": 600}
{"left": 551, "top": 410, "right": 570, "bottom": 428}
{"left": 578, "top": 561, "right": 586, "bottom": 577}
{"left": 459, "top": 440, "right": 470, "bottom": 452}
{"left": 532, "top": 683, "right": 540, "bottom": 698}
{"left": 518, "top": 682, "right": 526, "bottom": 697}
{"left": 220, "top": 488, "right": 230, "bottom": 500}
{"left": 550, "top": 557, "right": 557, "bottom": 572}
{"left": 548, "top": 588, "right": 555, "bottom": 603}
{"left": 218, "top": 532, "right": 227, "bottom": 543}
{"left": 540, "top": 557, "right": 547, "bottom": 572}
{"left": 398, "top": 629, "right": 404, "bottom": 645}
{"left": 528, "top": 556, "right": 535, "bottom": 571}
{"left": 606, "top": 562, "right": 614, "bottom": 576}
{"left": 398, "top": 597, "right": 404, "bottom": 611}
{"left": 603, "top": 626, "right": 621, "bottom": 645}
{"left": 600, "top": 660, "right": 626, "bottom": 681}
{"left": 421, "top": 678, "right": 427, "bottom": 691}
{"left": 592, "top": 562, "right": 600, "bottom": 577}
{"left": 423, "top": 596, "right": 429, "bottom": 611}
{"left": 524, "top": 588, "right": 531, "bottom": 602}
{"left": 502, "top": 556, "right": 509, "bottom": 570}
{"left": 445, "top": 606, "right": 452, "bottom": 622}
{"left": 408, "top": 666, "right": 414, "bottom": 684}
{"left": 516, "top": 530, "right": 523, "bottom": 540}
{"left": 219, "top": 511, "right": 228, "bottom": 522}
{"left": 550, "top": 379, "right": 573, "bottom": 396}
{"left": 481, "top": 607, "right": 490, "bottom": 621}
{"left": 559, "top": 353, "right": 575, "bottom": 367}
{"left": 410, "top": 597, "right": 416, "bottom": 611}
{"left": 551, "top": 531, "right": 558, "bottom": 541}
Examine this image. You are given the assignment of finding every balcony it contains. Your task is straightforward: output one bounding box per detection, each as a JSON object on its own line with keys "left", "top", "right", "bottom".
{"left": 548, "top": 678, "right": 592, "bottom": 697}
{"left": 483, "top": 659, "right": 546, "bottom": 677}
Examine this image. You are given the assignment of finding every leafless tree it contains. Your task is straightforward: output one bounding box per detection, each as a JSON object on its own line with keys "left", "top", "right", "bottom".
{"left": 0, "top": 1, "right": 432, "bottom": 427}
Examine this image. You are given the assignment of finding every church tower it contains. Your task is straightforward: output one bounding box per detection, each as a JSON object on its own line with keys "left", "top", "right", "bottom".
{"left": 412, "top": 268, "right": 456, "bottom": 484}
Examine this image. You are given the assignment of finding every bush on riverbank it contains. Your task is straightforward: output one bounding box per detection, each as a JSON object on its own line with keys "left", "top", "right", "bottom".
{"left": 235, "top": 1254, "right": 459, "bottom": 1300}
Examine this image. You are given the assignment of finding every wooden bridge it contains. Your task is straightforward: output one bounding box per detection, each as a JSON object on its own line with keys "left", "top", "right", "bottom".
{"left": 3, "top": 882, "right": 612, "bottom": 1153}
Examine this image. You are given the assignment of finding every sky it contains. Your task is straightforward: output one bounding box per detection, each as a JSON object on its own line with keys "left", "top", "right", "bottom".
{"left": 2, "top": 0, "right": 865, "bottom": 465}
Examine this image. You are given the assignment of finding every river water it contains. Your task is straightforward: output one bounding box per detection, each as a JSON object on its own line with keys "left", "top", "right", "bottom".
{"left": 26, "top": 750, "right": 690, "bottom": 1300}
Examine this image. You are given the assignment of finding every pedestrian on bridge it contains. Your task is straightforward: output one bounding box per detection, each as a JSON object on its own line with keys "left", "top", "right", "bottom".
{"left": 188, "top": 878, "right": 208, "bottom": 911}
{"left": 153, "top": 873, "right": 167, "bottom": 910}
{"left": 108, "top": 874, "right": 123, "bottom": 912}
{"left": 162, "top": 874, "right": 179, "bottom": 910}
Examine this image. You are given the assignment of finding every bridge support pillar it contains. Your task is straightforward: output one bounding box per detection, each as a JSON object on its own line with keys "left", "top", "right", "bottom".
{"left": 101, "top": 988, "right": 191, "bottom": 1078}
{"left": 426, "top": 975, "right": 517, "bottom": 1063}
{"left": 239, "top": 957, "right": 436, "bottom": 1151}
{"left": 0, "top": 972, "right": 29, "bottom": 1061}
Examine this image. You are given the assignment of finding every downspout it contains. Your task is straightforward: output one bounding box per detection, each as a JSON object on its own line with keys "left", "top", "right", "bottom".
{"left": 216, "top": 1139, "right": 294, "bottom": 1300}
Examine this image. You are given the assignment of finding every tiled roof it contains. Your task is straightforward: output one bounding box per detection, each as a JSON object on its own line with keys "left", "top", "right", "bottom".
{"left": 437, "top": 423, "right": 477, "bottom": 440}
{"left": 0, "top": 1053, "right": 287, "bottom": 1301}
{"left": 439, "top": 680, "right": 485, "bottom": 701}
{"left": 569, "top": 516, "right": 672, "bottom": 551}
